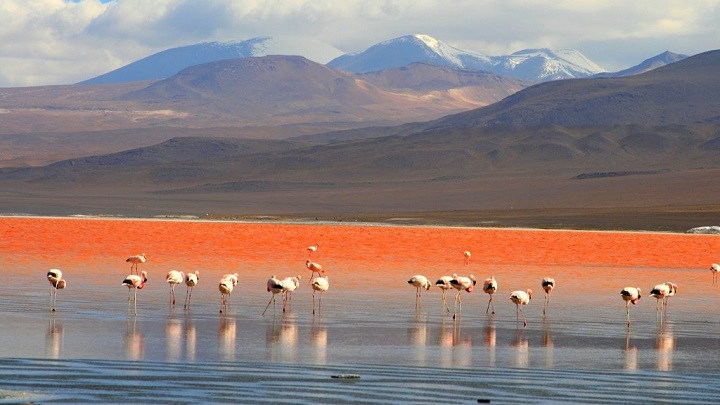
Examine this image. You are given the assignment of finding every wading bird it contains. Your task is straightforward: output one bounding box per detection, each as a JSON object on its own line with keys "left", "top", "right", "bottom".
{"left": 463, "top": 251, "right": 471, "bottom": 265}
{"left": 281, "top": 275, "right": 301, "bottom": 310}
{"left": 407, "top": 275, "right": 431, "bottom": 298}
{"left": 263, "top": 275, "right": 286, "bottom": 315}
{"left": 306, "top": 260, "right": 324, "bottom": 279}
{"left": 541, "top": 277, "right": 556, "bottom": 316}
{"left": 711, "top": 263, "right": 720, "bottom": 285}
{"left": 449, "top": 274, "right": 476, "bottom": 320}
{"left": 650, "top": 282, "right": 678, "bottom": 318}
{"left": 311, "top": 276, "right": 329, "bottom": 315}
{"left": 166, "top": 270, "right": 184, "bottom": 306}
{"left": 435, "top": 275, "right": 454, "bottom": 313}
{"left": 510, "top": 289, "right": 533, "bottom": 327}
{"left": 307, "top": 243, "right": 319, "bottom": 257}
{"left": 47, "top": 269, "right": 67, "bottom": 312}
{"left": 219, "top": 273, "right": 238, "bottom": 314}
{"left": 620, "top": 287, "right": 641, "bottom": 326}
{"left": 126, "top": 253, "right": 146, "bottom": 275}
{"left": 482, "top": 277, "right": 498, "bottom": 314}
{"left": 122, "top": 271, "right": 148, "bottom": 316}
{"left": 184, "top": 271, "right": 200, "bottom": 309}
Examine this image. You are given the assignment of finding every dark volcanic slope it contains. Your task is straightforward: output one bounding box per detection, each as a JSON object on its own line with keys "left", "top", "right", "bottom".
{"left": 421, "top": 49, "right": 720, "bottom": 130}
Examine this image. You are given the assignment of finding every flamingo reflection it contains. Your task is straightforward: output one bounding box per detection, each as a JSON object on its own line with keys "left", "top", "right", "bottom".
{"left": 513, "top": 329, "right": 529, "bottom": 368}
{"left": 125, "top": 318, "right": 144, "bottom": 361}
{"left": 45, "top": 318, "right": 64, "bottom": 359}
{"left": 311, "top": 320, "right": 327, "bottom": 364}
{"left": 219, "top": 316, "right": 236, "bottom": 360}
{"left": 185, "top": 317, "right": 197, "bottom": 361}
{"left": 165, "top": 318, "right": 182, "bottom": 361}
{"left": 656, "top": 323, "right": 675, "bottom": 371}
{"left": 624, "top": 328, "right": 638, "bottom": 370}
{"left": 267, "top": 316, "right": 298, "bottom": 362}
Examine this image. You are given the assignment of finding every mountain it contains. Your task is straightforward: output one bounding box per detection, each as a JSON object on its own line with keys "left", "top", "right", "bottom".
{"left": 327, "top": 34, "right": 604, "bottom": 81}
{"left": 1, "top": 49, "right": 719, "bottom": 228}
{"left": 79, "top": 36, "right": 344, "bottom": 84}
{"left": 0, "top": 56, "right": 528, "bottom": 166}
{"left": 419, "top": 49, "right": 720, "bottom": 130}
{"left": 594, "top": 51, "right": 689, "bottom": 77}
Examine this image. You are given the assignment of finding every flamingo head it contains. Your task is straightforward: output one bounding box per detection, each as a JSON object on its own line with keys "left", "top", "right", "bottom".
{"left": 470, "top": 275, "right": 477, "bottom": 286}
{"left": 527, "top": 289, "right": 533, "bottom": 300}
{"left": 56, "top": 279, "right": 67, "bottom": 289}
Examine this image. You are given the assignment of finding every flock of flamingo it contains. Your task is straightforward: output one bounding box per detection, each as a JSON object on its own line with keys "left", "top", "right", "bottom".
{"left": 45, "top": 245, "right": 710, "bottom": 326}
{"left": 45, "top": 244, "right": 330, "bottom": 316}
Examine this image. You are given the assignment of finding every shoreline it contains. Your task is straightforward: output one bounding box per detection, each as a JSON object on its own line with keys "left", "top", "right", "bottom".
{"left": 0, "top": 212, "right": 709, "bottom": 236}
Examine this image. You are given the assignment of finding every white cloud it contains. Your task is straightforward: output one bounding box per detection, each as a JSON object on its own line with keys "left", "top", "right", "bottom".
{"left": 0, "top": 0, "right": 718, "bottom": 86}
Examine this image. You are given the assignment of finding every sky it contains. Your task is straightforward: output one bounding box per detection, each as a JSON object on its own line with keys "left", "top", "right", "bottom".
{"left": 0, "top": 0, "right": 718, "bottom": 87}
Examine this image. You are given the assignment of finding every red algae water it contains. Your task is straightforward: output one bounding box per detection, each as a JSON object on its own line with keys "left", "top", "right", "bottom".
{"left": 1, "top": 217, "right": 720, "bottom": 403}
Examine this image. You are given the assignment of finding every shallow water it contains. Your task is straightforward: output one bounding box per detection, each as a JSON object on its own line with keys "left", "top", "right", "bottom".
{"left": 1, "top": 217, "right": 720, "bottom": 403}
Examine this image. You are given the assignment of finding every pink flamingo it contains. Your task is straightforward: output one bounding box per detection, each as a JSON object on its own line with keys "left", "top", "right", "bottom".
{"left": 184, "top": 271, "right": 200, "bottom": 309}
{"left": 281, "top": 275, "right": 302, "bottom": 311}
{"left": 307, "top": 243, "right": 319, "bottom": 257}
{"left": 166, "top": 270, "right": 184, "bottom": 306}
{"left": 306, "top": 259, "right": 324, "bottom": 279}
{"left": 122, "top": 271, "right": 148, "bottom": 315}
{"left": 620, "top": 287, "right": 641, "bottom": 326}
{"left": 541, "top": 277, "right": 556, "bottom": 316}
{"left": 407, "top": 275, "right": 431, "bottom": 298}
{"left": 482, "top": 276, "right": 498, "bottom": 314}
{"left": 463, "top": 251, "right": 471, "bottom": 265}
{"left": 219, "top": 273, "right": 238, "bottom": 314}
{"left": 435, "top": 276, "right": 453, "bottom": 313}
{"left": 711, "top": 264, "right": 720, "bottom": 285}
{"left": 263, "top": 275, "right": 286, "bottom": 315}
{"left": 47, "top": 269, "right": 67, "bottom": 312}
{"left": 125, "top": 253, "right": 146, "bottom": 275}
{"left": 510, "top": 289, "right": 533, "bottom": 327}
{"left": 449, "top": 274, "right": 476, "bottom": 320}
{"left": 311, "top": 276, "right": 329, "bottom": 315}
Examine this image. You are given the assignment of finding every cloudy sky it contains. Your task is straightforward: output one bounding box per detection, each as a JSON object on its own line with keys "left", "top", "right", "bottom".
{"left": 0, "top": 0, "right": 718, "bottom": 87}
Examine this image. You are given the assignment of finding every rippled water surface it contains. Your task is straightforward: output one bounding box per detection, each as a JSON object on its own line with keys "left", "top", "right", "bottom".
{"left": 1, "top": 217, "right": 720, "bottom": 403}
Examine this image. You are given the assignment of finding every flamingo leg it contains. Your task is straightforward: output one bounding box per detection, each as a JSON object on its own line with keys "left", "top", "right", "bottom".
{"left": 282, "top": 293, "right": 288, "bottom": 313}
{"left": 312, "top": 290, "right": 317, "bottom": 315}
{"left": 626, "top": 301, "right": 631, "bottom": 326}
{"left": 220, "top": 293, "right": 225, "bottom": 313}
{"left": 184, "top": 287, "right": 191, "bottom": 309}
{"left": 520, "top": 306, "right": 527, "bottom": 327}
{"left": 133, "top": 289, "right": 138, "bottom": 316}
{"left": 262, "top": 295, "right": 276, "bottom": 316}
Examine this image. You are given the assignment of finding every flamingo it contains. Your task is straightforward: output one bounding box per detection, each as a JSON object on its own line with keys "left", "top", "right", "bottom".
{"left": 311, "top": 276, "right": 329, "bottom": 315}
{"left": 435, "top": 275, "right": 453, "bottom": 313}
{"left": 620, "top": 287, "right": 641, "bottom": 326}
{"left": 509, "top": 289, "right": 533, "bottom": 327}
{"left": 407, "top": 275, "right": 431, "bottom": 298}
{"left": 219, "top": 273, "right": 238, "bottom": 314}
{"left": 122, "top": 271, "right": 148, "bottom": 316}
{"left": 651, "top": 282, "right": 678, "bottom": 318}
{"left": 307, "top": 243, "right": 319, "bottom": 257}
{"left": 711, "top": 263, "right": 720, "bottom": 285}
{"left": 263, "top": 275, "right": 286, "bottom": 315}
{"left": 184, "top": 271, "right": 200, "bottom": 309}
{"left": 47, "top": 269, "right": 67, "bottom": 312}
{"left": 541, "top": 277, "right": 556, "bottom": 316}
{"left": 482, "top": 276, "right": 498, "bottom": 314}
{"left": 126, "top": 253, "right": 146, "bottom": 275}
{"left": 306, "top": 259, "right": 324, "bottom": 279}
{"left": 449, "top": 274, "right": 476, "bottom": 320}
{"left": 463, "top": 251, "right": 471, "bottom": 265}
{"left": 166, "top": 270, "right": 184, "bottom": 306}
{"left": 281, "top": 275, "right": 302, "bottom": 311}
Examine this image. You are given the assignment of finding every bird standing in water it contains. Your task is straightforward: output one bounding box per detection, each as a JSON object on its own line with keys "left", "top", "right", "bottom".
{"left": 166, "top": 270, "right": 184, "bottom": 307}
{"left": 541, "top": 277, "right": 556, "bottom": 316}
{"left": 482, "top": 277, "right": 498, "bottom": 315}
{"left": 123, "top": 271, "right": 148, "bottom": 316}
{"left": 126, "top": 253, "right": 146, "bottom": 275}
{"left": 620, "top": 287, "right": 641, "bottom": 326}
{"left": 47, "top": 269, "right": 67, "bottom": 312}
{"left": 510, "top": 289, "right": 532, "bottom": 327}
{"left": 184, "top": 271, "right": 200, "bottom": 309}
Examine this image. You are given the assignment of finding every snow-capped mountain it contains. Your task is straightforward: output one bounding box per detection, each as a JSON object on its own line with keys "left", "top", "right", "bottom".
{"left": 79, "top": 36, "right": 343, "bottom": 85}
{"left": 594, "top": 51, "right": 688, "bottom": 78}
{"left": 328, "top": 34, "right": 605, "bottom": 81}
